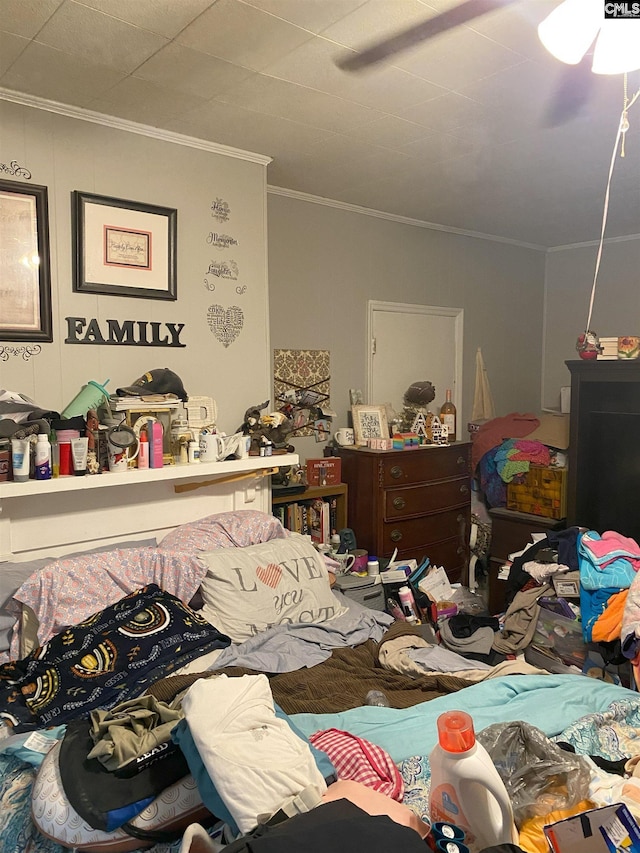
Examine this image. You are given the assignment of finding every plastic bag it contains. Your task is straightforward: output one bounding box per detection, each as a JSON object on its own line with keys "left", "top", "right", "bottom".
{"left": 476, "top": 720, "right": 590, "bottom": 826}
{"left": 450, "top": 586, "right": 488, "bottom": 616}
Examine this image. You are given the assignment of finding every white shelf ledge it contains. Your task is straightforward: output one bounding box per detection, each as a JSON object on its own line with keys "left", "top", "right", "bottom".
{"left": 0, "top": 452, "right": 300, "bottom": 562}
{"left": 0, "top": 454, "right": 299, "bottom": 499}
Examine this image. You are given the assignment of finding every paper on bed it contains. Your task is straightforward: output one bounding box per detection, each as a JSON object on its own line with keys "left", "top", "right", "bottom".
{"left": 545, "top": 803, "right": 640, "bottom": 853}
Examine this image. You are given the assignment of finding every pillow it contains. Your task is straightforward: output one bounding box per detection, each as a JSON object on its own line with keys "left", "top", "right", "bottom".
{"left": 158, "top": 509, "right": 288, "bottom": 554}
{"left": 0, "top": 539, "right": 157, "bottom": 656}
{"left": 32, "top": 741, "right": 210, "bottom": 853}
{"left": 199, "top": 533, "right": 346, "bottom": 641}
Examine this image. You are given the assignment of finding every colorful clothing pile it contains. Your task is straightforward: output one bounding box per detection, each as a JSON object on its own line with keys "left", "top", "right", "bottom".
{"left": 494, "top": 439, "right": 551, "bottom": 484}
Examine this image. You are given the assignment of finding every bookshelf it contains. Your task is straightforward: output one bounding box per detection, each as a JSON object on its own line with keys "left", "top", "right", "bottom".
{"left": 271, "top": 483, "right": 348, "bottom": 539}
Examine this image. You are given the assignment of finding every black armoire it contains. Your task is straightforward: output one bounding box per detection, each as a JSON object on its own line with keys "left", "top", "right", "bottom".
{"left": 567, "top": 359, "right": 640, "bottom": 539}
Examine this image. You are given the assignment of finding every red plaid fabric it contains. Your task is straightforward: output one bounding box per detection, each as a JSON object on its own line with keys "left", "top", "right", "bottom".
{"left": 309, "top": 728, "right": 404, "bottom": 801}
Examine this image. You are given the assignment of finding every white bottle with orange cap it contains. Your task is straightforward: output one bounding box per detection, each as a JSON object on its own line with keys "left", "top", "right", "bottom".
{"left": 428, "top": 710, "right": 518, "bottom": 853}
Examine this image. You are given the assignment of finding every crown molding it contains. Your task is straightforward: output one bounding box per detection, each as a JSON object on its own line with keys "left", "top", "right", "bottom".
{"left": 0, "top": 88, "right": 272, "bottom": 165}
{"left": 267, "top": 185, "right": 546, "bottom": 251}
{"left": 548, "top": 232, "right": 640, "bottom": 252}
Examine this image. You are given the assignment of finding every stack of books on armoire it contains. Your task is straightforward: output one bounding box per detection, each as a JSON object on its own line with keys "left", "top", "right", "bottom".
{"left": 273, "top": 496, "right": 338, "bottom": 545}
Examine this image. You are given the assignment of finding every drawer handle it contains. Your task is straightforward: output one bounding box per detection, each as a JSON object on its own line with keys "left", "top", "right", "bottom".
{"left": 457, "top": 546, "right": 465, "bottom": 555}
{"left": 456, "top": 513, "right": 464, "bottom": 523}
{"left": 390, "top": 466, "right": 403, "bottom": 479}
{"left": 459, "top": 484, "right": 469, "bottom": 494}
{"left": 456, "top": 456, "right": 466, "bottom": 467}
{"left": 393, "top": 497, "right": 406, "bottom": 510}
{"left": 390, "top": 529, "right": 403, "bottom": 542}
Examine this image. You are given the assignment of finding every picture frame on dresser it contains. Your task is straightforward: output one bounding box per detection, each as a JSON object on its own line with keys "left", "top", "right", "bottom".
{"left": 351, "top": 404, "right": 389, "bottom": 446}
{"left": 72, "top": 191, "right": 177, "bottom": 300}
{"left": 0, "top": 179, "right": 52, "bottom": 342}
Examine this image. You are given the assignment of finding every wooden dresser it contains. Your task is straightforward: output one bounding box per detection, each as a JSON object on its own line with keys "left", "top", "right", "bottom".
{"left": 487, "top": 507, "right": 565, "bottom": 614}
{"left": 334, "top": 443, "right": 471, "bottom": 583}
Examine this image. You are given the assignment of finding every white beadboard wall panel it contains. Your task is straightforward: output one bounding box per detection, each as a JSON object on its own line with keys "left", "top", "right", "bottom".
{"left": 0, "top": 99, "right": 270, "bottom": 437}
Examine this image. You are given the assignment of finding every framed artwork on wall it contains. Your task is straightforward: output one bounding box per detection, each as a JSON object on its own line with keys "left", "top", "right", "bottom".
{"left": 72, "top": 191, "right": 177, "bottom": 300}
{"left": 0, "top": 179, "right": 52, "bottom": 342}
{"left": 351, "top": 404, "right": 389, "bottom": 447}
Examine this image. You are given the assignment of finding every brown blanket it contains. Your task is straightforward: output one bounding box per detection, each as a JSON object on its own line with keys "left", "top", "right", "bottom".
{"left": 147, "top": 621, "right": 473, "bottom": 714}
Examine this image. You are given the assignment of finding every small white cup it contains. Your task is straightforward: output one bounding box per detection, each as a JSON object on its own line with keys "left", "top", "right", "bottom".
{"left": 334, "top": 428, "right": 355, "bottom": 447}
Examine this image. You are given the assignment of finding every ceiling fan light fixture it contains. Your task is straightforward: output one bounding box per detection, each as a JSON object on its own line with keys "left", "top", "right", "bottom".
{"left": 592, "top": 20, "right": 640, "bottom": 75}
{"left": 537, "top": 0, "right": 601, "bottom": 65}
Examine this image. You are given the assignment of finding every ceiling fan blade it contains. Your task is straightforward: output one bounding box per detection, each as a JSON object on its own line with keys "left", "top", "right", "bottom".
{"left": 543, "top": 56, "right": 594, "bottom": 127}
{"left": 336, "top": 0, "right": 522, "bottom": 72}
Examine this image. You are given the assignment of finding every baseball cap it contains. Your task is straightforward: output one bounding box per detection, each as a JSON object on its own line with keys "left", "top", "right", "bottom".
{"left": 116, "top": 368, "right": 188, "bottom": 402}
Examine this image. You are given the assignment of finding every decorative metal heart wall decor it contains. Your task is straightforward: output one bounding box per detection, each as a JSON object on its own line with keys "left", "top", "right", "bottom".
{"left": 207, "top": 304, "right": 244, "bottom": 347}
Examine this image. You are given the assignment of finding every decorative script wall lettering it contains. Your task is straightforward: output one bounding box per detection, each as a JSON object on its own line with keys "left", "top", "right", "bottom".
{"left": 207, "top": 260, "right": 239, "bottom": 280}
{"left": 0, "top": 160, "right": 31, "bottom": 179}
{"left": 211, "top": 198, "right": 230, "bottom": 222}
{"left": 206, "top": 232, "right": 238, "bottom": 250}
{"left": 0, "top": 345, "right": 41, "bottom": 361}
{"left": 207, "top": 305, "right": 243, "bottom": 348}
{"left": 65, "top": 317, "right": 186, "bottom": 347}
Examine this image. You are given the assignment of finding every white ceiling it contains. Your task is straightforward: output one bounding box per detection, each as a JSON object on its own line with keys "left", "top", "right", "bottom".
{"left": 2, "top": 0, "right": 640, "bottom": 248}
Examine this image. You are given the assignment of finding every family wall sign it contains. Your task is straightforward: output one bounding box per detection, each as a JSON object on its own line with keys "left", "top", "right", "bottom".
{"left": 64, "top": 317, "right": 185, "bottom": 347}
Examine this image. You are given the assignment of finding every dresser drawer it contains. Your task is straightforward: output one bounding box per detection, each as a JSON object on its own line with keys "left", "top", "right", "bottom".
{"left": 423, "top": 537, "right": 467, "bottom": 584}
{"left": 385, "top": 478, "right": 470, "bottom": 519}
{"left": 381, "top": 506, "right": 469, "bottom": 553}
{"left": 381, "top": 445, "right": 470, "bottom": 487}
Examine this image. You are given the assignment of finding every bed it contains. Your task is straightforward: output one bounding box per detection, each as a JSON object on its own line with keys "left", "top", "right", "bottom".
{"left": 1, "top": 508, "right": 639, "bottom": 853}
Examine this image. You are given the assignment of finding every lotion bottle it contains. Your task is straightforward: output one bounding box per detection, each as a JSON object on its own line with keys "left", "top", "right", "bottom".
{"left": 137, "top": 429, "right": 149, "bottom": 469}
{"left": 35, "top": 433, "right": 52, "bottom": 480}
{"left": 428, "top": 710, "right": 518, "bottom": 853}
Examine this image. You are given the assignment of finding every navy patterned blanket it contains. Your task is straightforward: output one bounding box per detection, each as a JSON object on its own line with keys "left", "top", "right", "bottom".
{"left": 0, "top": 584, "right": 230, "bottom": 732}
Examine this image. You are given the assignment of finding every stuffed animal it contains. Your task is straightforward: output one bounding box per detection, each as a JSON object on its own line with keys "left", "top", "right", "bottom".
{"left": 238, "top": 401, "right": 295, "bottom": 453}
{"left": 238, "top": 400, "right": 269, "bottom": 435}
{"left": 403, "top": 380, "right": 436, "bottom": 407}
{"left": 259, "top": 411, "right": 294, "bottom": 449}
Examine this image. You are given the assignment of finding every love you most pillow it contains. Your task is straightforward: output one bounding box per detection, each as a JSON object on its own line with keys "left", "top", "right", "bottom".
{"left": 198, "top": 533, "right": 345, "bottom": 641}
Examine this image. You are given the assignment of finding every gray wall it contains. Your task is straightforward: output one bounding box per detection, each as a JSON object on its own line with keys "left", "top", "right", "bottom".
{"left": 268, "top": 193, "right": 547, "bottom": 462}
{"left": 543, "top": 236, "right": 640, "bottom": 410}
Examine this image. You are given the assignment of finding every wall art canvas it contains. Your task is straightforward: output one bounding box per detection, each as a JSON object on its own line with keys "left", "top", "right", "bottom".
{"left": 273, "top": 349, "right": 330, "bottom": 437}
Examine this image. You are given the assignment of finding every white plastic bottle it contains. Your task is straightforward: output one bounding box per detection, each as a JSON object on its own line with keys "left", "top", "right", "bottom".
{"left": 35, "top": 433, "right": 52, "bottom": 480}
{"left": 428, "top": 710, "right": 518, "bottom": 853}
{"left": 398, "top": 585, "right": 418, "bottom": 620}
{"left": 367, "top": 556, "right": 380, "bottom": 577}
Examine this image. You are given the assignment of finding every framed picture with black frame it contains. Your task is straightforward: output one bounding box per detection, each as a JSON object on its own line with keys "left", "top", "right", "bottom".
{"left": 0, "top": 179, "right": 52, "bottom": 342}
{"left": 72, "top": 191, "right": 177, "bottom": 300}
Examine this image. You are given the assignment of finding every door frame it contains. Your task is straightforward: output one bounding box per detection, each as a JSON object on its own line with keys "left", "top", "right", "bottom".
{"left": 367, "top": 300, "right": 464, "bottom": 430}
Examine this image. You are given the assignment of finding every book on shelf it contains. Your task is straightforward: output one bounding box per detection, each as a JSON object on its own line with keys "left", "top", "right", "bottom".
{"left": 328, "top": 496, "right": 338, "bottom": 535}
{"left": 109, "top": 394, "right": 182, "bottom": 411}
{"left": 306, "top": 457, "right": 342, "bottom": 486}
{"left": 278, "top": 497, "right": 330, "bottom": 542}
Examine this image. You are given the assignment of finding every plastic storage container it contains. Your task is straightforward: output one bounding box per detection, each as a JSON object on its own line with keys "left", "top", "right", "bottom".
{"left": 429, "top": 710, "right": 518, "bottom": 853}
{"left": 506, "top": 464, "right": 567, "bottom": 519}
{"left": 530, "top": 606, "right": 586, "bottom": 668}
{"left": 334, "top": 573, "right": 385, "bottom": 611}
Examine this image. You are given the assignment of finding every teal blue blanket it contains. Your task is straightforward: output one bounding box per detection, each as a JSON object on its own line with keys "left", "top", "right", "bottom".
{"left": 292, "top": 674, "right": 638, "bottom": 762}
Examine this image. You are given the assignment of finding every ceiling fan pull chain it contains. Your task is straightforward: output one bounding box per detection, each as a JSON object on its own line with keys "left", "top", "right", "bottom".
{"left": 621, "top": 73, "right": 629, "bottom": 157}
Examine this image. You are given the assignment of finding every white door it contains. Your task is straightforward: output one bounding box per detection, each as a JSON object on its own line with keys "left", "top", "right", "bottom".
{"left": 367, "top": 301, "right": 463, "bottom": 438}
